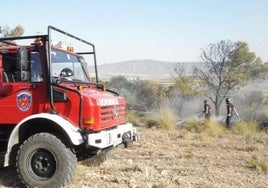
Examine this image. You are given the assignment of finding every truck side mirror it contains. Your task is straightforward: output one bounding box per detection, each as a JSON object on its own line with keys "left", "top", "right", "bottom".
{"left": 17, "top": 47, "right": 30, "bottom": 81}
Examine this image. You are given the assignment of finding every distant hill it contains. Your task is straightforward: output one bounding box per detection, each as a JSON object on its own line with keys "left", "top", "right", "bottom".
{"left": 89, "top": 60, "right": 198, "bottom": 80}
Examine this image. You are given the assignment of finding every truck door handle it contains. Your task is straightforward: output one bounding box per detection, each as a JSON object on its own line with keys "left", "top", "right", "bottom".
{"left": 31, "top": 83, "right": 38, "bottom": 89}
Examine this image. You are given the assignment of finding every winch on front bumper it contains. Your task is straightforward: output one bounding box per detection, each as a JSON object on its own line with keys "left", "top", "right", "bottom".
{"left": 86, "top": 123, "right": 138, "bottom": 148}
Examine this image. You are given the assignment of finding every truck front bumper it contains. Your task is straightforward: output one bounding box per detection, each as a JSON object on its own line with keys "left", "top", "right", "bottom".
{"left": 86, "top": 123, "right": 138, "bottom": 149}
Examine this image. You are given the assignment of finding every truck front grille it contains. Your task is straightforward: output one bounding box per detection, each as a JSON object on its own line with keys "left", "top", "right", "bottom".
{"left": 100, "top": 105, "right": 125, "bottom": 122}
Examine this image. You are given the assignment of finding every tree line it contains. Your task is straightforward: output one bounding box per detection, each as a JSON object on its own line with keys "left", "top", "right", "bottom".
{"left": 106, "top": 40, "right": 268, "bottom": 120}
{"left": 0, "top": 25, "right": 24, "bottom": 37}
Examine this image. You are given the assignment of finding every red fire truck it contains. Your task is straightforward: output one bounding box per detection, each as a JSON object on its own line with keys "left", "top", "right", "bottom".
{"left": 0, "top": 26, "right": 138, "bottom": 187}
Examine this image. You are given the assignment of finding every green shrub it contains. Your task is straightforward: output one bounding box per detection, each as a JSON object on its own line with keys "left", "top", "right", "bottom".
{"left": 143, "top": 103, "right": 176, "bottom": 130}
{"left": 126, "top": 111, "right": 142, "bottom": 127}
{"left": 203, "top": 120, "right": 226, "bottom": 137}
{"left": 184, "top": 150, "right": 195, "bottom": 158}
{"left": 158, "top": 106, "right": 176, "bottom": 130}
{"left": 199, "top": 121, "right": 227, "bottom": 144}
{"left": 231, "top": 120, "right": 260, "bottom": 138}
{"left": 181, "top": 119, "right": 203, "bottom": 133}
{"left": 246, "top": 158, "right": 268, "bottom": 173}
{"left": 145, "top": 118, "right": 160, "bottom": 128}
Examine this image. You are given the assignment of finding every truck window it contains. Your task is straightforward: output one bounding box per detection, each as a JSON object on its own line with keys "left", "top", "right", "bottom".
{"left": 30, "top": 52, "right": 43, "bottom": 82}
{"left": 51, "top": 49, "right": 90, "bottom": 83}
{"left": 2, "top": 54, "right": 17, "bottom": 82}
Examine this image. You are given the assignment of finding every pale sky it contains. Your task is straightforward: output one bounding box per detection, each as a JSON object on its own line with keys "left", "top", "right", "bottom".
{"left": 1, "top": 0, "right": 268, "bottom": 64}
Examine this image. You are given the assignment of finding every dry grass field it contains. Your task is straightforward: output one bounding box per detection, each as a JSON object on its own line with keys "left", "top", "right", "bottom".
{"left": 1, "top": 122, "right": 267, "bottom": 188}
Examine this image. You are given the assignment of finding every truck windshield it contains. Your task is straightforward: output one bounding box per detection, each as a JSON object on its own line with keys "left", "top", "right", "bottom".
{"left": 51, "top": 49, "right": 90, "bottom": 83}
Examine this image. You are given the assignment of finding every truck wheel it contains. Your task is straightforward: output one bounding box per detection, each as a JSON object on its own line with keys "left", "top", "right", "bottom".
{"left": 16, "top": 133, "right": 77, "bottom": 188}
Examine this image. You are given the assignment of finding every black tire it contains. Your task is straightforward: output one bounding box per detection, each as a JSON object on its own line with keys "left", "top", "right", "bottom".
{"left": 16, "top": 133, "right": 77, "bottom": 188}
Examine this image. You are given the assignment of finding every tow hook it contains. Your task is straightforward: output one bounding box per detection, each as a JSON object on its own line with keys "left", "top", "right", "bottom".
{"left": 123, "top": 141, "right": 133, "bottom": 148}
{"left": 122, "top": 131, "right": 139, "bottom": 148}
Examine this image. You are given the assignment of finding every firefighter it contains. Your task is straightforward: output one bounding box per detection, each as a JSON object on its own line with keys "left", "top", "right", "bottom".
{"left": 203, "top": 100, "right": 211, "bottom": 121}
{"left": 225, "top": 97, "right": 239, "bottom": 128}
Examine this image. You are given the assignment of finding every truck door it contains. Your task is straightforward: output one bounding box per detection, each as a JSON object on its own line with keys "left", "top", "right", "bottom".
{"left": 0, "top": 48, "right": 47, "bottom": 124}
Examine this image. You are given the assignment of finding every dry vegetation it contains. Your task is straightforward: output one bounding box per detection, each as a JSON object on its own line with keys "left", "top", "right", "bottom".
{"left": 1, "top": 120, "right": 267, "bottom": 188}
{"left": 69, "top": 121, "right": 268, "bottom": 188}
{"left": 68, "top": 120, "right": 268, "bottom": 188}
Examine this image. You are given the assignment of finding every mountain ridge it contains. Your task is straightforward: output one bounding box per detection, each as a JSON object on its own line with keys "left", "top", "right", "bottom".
{"left": 89, "top": 59, "right": 198, "bottom": 80}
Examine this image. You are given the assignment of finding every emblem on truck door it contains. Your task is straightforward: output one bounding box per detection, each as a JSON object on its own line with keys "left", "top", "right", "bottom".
{"left": 17, "top": 91, "right": 32, "bottom": 111}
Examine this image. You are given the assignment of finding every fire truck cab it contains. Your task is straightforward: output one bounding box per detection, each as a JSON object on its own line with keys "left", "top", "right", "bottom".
{"left": 0, "top": 26, "right": 137, "bottom": 187}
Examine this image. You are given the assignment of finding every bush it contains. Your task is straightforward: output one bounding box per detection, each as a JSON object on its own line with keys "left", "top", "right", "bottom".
{"left": 231, "top": 120, "right": 260, "bottom": 138}
{"left": 199, "top": 121, "right": 227, "bottom": 144}
{"left": 143, "top": 102, "right": 176, "bottom": 130}
{"left": 145, "top": 118, "right": 160, "bottom": 128}
{"left": 181, "top": 119, "right": 203, "bottom": 133}
{"left": 204, "top": 121, "right": 226, "bottom": 137}
{"left": 126, "top": 111, "right": 143, "bottom": 127}
{"left": 158, "top": 106, "right": 176, "bottom": 130}
{"left": 246, "top": 157, "right": 268, "bottom": 173}
{"left": 180, "top": 120, "right": 227, "bottom": 143}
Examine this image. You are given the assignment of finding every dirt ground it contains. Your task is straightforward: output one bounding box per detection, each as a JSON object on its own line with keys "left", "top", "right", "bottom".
{"left": 0, "top": 126, "right": 267, "bottom": 188}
